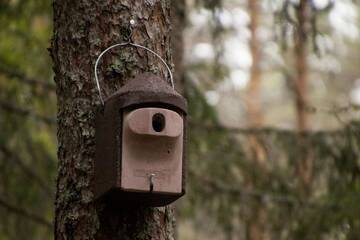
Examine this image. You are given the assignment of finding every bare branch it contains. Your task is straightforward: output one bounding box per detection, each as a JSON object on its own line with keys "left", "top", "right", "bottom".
{"left": 0, "top": 196, "right": 52, "bottom": 229}
{"left": 190, "top": 170, "right": 338, "bottom": 209}
{"left": 282, "top": 0, "right": 298, "bottom": 27}
{"left": 0, "top": 63, "right": 55, "bottom": 91}
{"left": 309, "top": 0, "right": 335, "bottom": 56}
{"left": 310, "top": 0, "right": 334, "bottom": 12}
{"left": 0, "top": 100, "right": 56, "bottom": 125}
{"left": 0, "top": 145, "right": 53, "bottom": 197}
{"left": 306, "top": 104, "right": 360, "bottom": 115}
{"left": 188, "top": 120, "right": 342, "bottom": 135}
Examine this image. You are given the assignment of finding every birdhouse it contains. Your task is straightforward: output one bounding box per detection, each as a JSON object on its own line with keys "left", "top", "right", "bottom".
{"left": 93, "top": 73, "right": 187, "bottom": 207}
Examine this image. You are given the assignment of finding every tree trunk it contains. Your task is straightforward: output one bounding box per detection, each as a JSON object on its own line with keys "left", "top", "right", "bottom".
{"left": 171, "top": 0, "right": 186, "bottom": 95}
{"left": 247, "top": 0, "right": 262, "bottom": 128}
{"left": 51, "top": 1, "right": 176, "bottom": 239}
{"left": 294, "top": 0, "right": 310, "bottom": 131}
{"left": 245, "top": 1, "right": 269, "bottom": 240}
{"left": 294, "top": 0, "right": 313, "bottom": 196}
{"left": 170, "top": 2, "right": 186, "bottom": 239}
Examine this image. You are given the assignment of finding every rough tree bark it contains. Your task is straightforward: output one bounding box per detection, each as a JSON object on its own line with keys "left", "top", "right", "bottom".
{"left": 51, "top": 1, "right": 178, "bottom": 239}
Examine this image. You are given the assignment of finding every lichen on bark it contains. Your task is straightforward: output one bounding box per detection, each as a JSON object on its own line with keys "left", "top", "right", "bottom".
{"left": 51, "top": 0, "right": 176, "bottom": 239}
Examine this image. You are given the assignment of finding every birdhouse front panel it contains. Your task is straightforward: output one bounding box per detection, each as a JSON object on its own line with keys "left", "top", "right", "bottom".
{"left": 121, "top": 107, "right": 183, "bottom": 194}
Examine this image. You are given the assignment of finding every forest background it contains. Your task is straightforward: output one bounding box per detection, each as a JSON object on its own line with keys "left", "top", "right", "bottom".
{"left": 1, "top": 0, "right": 360, "bottom": 239}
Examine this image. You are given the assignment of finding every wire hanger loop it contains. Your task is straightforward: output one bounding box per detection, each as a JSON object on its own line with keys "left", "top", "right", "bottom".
{"left": 94, "top": 20, "right": 174, "bottom": 105}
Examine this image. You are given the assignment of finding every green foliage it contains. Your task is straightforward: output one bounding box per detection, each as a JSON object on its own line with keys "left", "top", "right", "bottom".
{"left": 0, "top": 0, "right": 55, "bottom": 239}
{"left": 1, "top": 1, "right": 360, "bottom": 240}
{"left": 195, "top": 0, "right": 222, "bottom": 11}
{"left": 274, "top": 0, "right": 334, "bottom": 54}
{"left": 181, "top": 85, "right": 360, "bottom": 239}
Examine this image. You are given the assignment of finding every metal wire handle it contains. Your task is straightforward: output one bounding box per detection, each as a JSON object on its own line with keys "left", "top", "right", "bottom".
{"left": 94, "top": 42, "right": 174, "bottom": 105}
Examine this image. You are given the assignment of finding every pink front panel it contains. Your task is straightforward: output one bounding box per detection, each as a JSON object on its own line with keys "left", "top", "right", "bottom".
{"left": 121, "top": 108, "right": 183, "bottom": 194}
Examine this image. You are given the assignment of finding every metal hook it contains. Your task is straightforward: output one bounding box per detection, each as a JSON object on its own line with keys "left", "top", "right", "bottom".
{"left": 94, "top": 20, "right": 174, "bottom": 106}
{"left": 125, "top": 19, "right": 135, "bottom": 42}
{"left": 149, "top": 173, "right": 155, "bottom": 192}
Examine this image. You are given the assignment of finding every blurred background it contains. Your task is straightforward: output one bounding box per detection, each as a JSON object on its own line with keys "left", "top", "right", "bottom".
{"left": 1, "top": 0, "right": 360, "bottom": 239}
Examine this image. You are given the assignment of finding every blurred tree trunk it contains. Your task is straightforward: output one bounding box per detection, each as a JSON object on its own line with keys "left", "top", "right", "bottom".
{"left": 245, "top": 1, "right": 268, "bottom": 240}
{"left": 246, "top": 0, "right": 266, "bottom": 166}
{"left": 294, "top": 0, "right": 310, "bottom": 131}
{"left": 170, "top": 1, "right": 186, "bottom": 238}
{"left": 51, "top": 0, "right": 177, "bottom": 239}
{"left": 171, "top": 0, "right": 186, "bottom": 95}
{"left": 247, "top": 0, "right": 262, "bottom": 128}
{"left": 294, "top": 0, "right": 313, "bottom": 195}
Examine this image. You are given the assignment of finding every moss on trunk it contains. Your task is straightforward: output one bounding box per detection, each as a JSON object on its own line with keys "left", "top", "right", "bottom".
{"left": 51, "top": 0, "right": 176, "bottom": 239}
